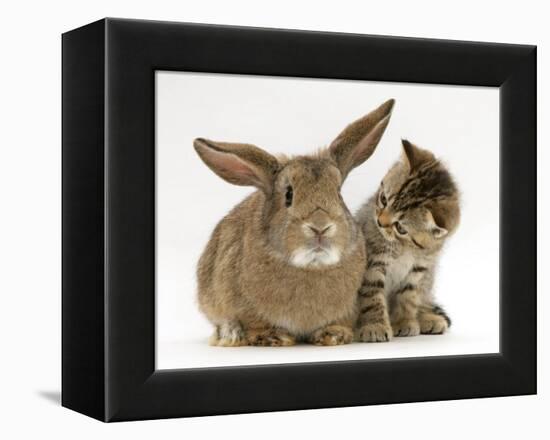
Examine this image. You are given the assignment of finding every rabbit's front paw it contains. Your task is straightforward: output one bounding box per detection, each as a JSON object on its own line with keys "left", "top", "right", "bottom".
{"left": 247, "top": 328, "right": 296, "bottom": 347}
{"left": 310, "top": 325, "right": 353, "bottom": 346}
{"left": 209, "top": 321, "right": 247, "bottom": 347}
{"left": 357, "top": 322, "right": 392, "bottom": 342}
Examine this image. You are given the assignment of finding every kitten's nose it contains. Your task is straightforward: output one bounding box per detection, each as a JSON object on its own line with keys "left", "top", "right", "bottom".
{"left": 377, "top": 211, "right": 392, "bottom": 228}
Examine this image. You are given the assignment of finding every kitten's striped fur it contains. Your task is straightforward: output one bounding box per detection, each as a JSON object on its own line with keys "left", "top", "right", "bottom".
{"left": 355, "top": 140, "right": 459, "bottom": 342}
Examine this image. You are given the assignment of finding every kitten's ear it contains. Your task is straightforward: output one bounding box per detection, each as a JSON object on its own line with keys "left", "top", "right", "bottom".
{"left": 401, "top": 140, "right": 435, "bottom": 173}
{"left": 329, "top": 99, "right": 395, "bottom": 180}
{"left": 193, "top": 138, "right": 280, "bottom": 194}
{"left": 425, "top": 210, "right": 448, "bottom": 238}
{"left": 432, "top": 225, "right": 449, "bottom": 239}
{"left": 426, "top": 201, "right": 460, "bottom": 239}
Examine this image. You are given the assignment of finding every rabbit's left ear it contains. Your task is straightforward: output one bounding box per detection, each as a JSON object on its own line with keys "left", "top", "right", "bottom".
{"left": 329, "top": 99, "right": 395, "bottom": 180}
{"left": 193, "top": 138, "right": 280, "bottom": 194}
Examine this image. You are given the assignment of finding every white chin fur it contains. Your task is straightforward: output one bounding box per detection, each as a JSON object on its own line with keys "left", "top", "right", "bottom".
{"left": 290, "top": 247, "right": 341, "bottom": 268}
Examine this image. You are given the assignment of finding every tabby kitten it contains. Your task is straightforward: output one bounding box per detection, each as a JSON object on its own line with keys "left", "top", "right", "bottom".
{"left": 355, "top": 140, "right": 460, "bottom": 342}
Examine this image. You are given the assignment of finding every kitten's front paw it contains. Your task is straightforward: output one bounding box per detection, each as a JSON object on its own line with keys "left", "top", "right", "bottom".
{"left": 310, "top": 325, "right": 353, "bottom": 346}
{"left": 419, "top": 315, "right": 449, "bottom": 335}
{"left": 247, "top": 329, "right": 296, "bottom": 347}
{"left": 357, "top": 322, "right": 392, "bottom": 342}
{"left": 392, "top": 320, "right": 420, "bottom": 337}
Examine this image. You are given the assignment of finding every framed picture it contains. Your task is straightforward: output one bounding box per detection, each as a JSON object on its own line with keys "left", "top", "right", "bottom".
{"left": 62, "top": 18, "right": 536, "bottom": 422}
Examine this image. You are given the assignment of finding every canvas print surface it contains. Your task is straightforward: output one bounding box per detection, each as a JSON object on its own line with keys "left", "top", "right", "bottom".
{"left": 155, "top": 72, "right": 499, "bottom": 369}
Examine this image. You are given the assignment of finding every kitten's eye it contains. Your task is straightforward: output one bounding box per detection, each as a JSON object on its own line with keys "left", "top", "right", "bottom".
{"left": 285, "top": 185, "right": 293, "bottom": 207}
{"left": 394, "top": 222, "right": 407, "bottom": 235}
{"left": 380, "top": 191, "right": 387, "bottom": 207}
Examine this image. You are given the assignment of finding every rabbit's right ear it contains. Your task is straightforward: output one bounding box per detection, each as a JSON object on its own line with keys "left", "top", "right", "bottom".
{"left": 329, "top": 99, "right": 395, "bottom": 180}
{"left": 193, "top": 138, "right": 280, "bottom": 194}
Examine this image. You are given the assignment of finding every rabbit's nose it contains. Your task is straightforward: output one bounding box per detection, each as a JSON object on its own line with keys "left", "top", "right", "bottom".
{"left": 308, "top": 224, "right": 333, "bottom": 237}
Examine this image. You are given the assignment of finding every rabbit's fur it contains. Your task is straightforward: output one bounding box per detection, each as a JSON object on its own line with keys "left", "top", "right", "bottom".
{"left": 194, "top": 99, "right": 395, "bottom": 346}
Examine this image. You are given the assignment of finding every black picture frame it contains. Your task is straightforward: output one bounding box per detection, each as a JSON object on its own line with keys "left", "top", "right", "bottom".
{"left": 62, "top": 18, "right": 536, "bottom": 422}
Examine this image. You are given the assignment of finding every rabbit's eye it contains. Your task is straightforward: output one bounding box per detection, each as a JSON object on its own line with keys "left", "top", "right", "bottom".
{"left": 285, "top": 185, "right": 293, "bottom": 207}
{"left": 394, "top": 222, "right": 407, "bottom": 235}
{"left": 380, "top": 191, "right": 387, "bottom": 207}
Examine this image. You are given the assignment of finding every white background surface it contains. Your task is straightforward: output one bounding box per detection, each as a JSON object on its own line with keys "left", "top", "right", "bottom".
{"left": 157, "top": 73, "right": 499, "bottom": 369}
{"left": 0, "top": 0, "right": 546, "bottom": 438}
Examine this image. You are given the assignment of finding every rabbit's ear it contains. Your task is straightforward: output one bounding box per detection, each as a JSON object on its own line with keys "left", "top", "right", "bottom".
{"left": 329, "top": 99, "right": 395, "bottom": 180}
{"left": 193, "top": 138, "right": 280, "bottom": 194}
{"left": 401, "top": 139, "right": 435, "bottom": 173}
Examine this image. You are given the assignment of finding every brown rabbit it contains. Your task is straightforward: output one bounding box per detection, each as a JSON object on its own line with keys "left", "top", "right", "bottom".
{"left": 194, "top": 99, "right": 395, "bottom": 346}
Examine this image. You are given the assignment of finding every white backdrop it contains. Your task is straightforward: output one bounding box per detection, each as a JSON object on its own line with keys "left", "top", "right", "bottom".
{"left": 2, "top": 1, "right": 546, "bottom": 438}
{"left": 156, "top": 72, "right": 499, "bottom": 369}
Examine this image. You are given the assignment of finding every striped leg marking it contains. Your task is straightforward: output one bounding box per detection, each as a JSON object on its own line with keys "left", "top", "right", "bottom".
{"left": 357, "top": 259, "right": 392, "bottom": 342}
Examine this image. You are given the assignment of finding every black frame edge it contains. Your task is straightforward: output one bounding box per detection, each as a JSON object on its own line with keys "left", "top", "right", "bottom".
{"left": 62, "top": 19, "right": 107, "bottom": 421}
{"left": 111, "top": 354, "right": 530, "bottom": 422}
{"left": 499, "top": 45, "right": 537, "bottom": 393}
